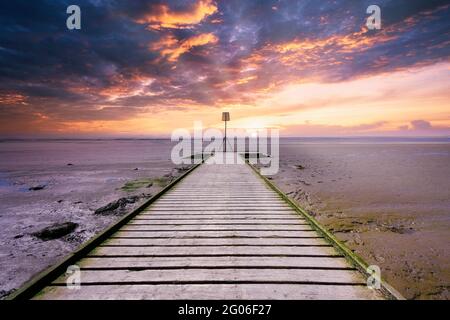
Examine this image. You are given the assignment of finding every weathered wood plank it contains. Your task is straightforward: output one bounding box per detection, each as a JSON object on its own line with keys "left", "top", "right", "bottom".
{"left": 143, "top": 209, "right": 294, "bottom": 213}
{"left": 148, "top": 206, "right": 292, "bottom": 210}
{"left": 34, "top": 284, "right": 383, "bottom": 300}
{"left": 141, "top": 210, "right": 295, "bottom": 214}
{"left": 76, "top": 256, "right": 351, "bottom": 269}
{"left": 121, "top": 224, "right": 313, "bottom": 231}
{"left": 155, "top": 201, "right": 284, "bottom": 204}
{"left": 136, "top": 214, "right": 302, "bottom": 219}
{"left": 113, "top": 230, "right": 318, "bottom": 238}
{"left": 166, "top": 194, "right": 277, "bottom": 197}
{"left": 129, "top": 219, "right": 306, "bottom": 225}
{"left": 103, "top": 237, "right": 328, "bottom": 246}
{"left": 161, "top": 196, "right": 280, "bottom": 198}
{"left": 168, "top": 190, "right": 274, "bottom": 193}
{"left": 50, "top": 268, "right": 365, "bottom": 285}
{"left": 154, "top": 202, "right": 285, "bottom": 205}
{"left": 89, "top": 245, "right": 339, "bottom": 256}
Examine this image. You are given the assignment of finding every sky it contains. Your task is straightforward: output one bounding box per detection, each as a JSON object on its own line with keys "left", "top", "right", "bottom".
{"left": 0, "top": 0, "right": 449, "bottom": 137}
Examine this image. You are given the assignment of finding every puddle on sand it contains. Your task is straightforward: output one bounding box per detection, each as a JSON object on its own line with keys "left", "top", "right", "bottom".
{"left": 0, "top": 176, "right": 15, "bottom": 192}
{"left": 0, "top": 172, "right": 10, "bottom": 188}
{"left": 0, "top": 173, "right": 39, "bottom": 193}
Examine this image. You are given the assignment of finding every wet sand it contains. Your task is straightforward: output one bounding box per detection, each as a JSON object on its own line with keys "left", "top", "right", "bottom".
{"left": 0, "top": 140, "right": 185, "bottom": 298}
{"left": 269, "top": 140, "right": 450, "bottom": 299}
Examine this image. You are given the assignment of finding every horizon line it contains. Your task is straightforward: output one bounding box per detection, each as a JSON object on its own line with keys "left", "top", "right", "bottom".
{"left": 1, "top": 135, "right": 449, "bottom": 141}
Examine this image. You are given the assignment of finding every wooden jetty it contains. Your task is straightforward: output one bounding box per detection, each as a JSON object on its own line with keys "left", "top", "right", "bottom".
{"left": 9, "top": 152, "right": 403, "bottom": 300}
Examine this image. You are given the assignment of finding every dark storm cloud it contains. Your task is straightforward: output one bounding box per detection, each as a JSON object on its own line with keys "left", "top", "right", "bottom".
{"left": 0, "top": 0, "right": 449, "bottom": 132}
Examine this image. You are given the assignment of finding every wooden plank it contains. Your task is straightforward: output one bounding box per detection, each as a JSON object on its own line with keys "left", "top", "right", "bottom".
{"left": 113, "top": 230, "right": 318, "bottom": 238}
{"left": 141, "top": 210, "right": 294, "bottom": 214}
{"left": 50, "top": 268, "right": 365, "bottom": 285}
{"left": 135, "top": 214, "right": 302, "bottom": 219}
{"left": 148, "top": 205, "right": 291, "bottom": 210}
{"left": 163, "top": 196, "right": 278, "bottom": 199}
{"left": 169, "top": 192, "right": 273, "bottom": 194}
{"left": 164, "top": 190, "right": 274, "bottom": 193}
{"left": 103, "top": 237, "right": 328, "bottom": 246}
{"left": 121, "top": 224, "right": 313, "bottom": 231}
{"left": 89, "top": 245, "right": 339, "bottom": 256}
{"left": 168, "top": 192, "right": 274, "bottom": 194}
{"left": 34, "top": 284, "right": 383, "bottom": 300}
{"left": 143, "top": 209, "right": 294, "bottom": 212}
{"left": 129, "top": 219, "right": 306, "bottom": 224}
{"left": 156, "top": 198, "right": 282, "bottom": 200}
{"left": 169, "top": 188, "right": 270, "bottom": 190}
{"left": 158, "top": 199, "right": 282, "bottom": 202}
{"left": 160, "top": 196, "right": 281, "bottom": 200}
{"left": 172, "top": 188, "right": 271, "bottom": 190}
{"left": 76, "top": 256, "right": 351, "bottom": 269}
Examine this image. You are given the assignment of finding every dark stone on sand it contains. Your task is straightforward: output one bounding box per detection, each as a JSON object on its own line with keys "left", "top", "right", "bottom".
{"left": 32, "top": 222, "right": 78, "bottom": 240}
{"left": 14, "top": 234, "right": 24, "bottom": 239}
{"left": 388, "top": 226, "right": 415, "bottom": 234}
{"left": 307, "top": 210, "right": 316, "bottom": 217}
{"left": 140, "top": 193, "right": 152, "bottom": 198}
{"left": 124, "top": 196, "right": 140, "bottom": 203}
{"left": 95, "top": 200, "right": 120, "bottom": 213}
{"left": 29, "top": 184, "right": 46, "bottom": 191}
{"left": 67, "top": 163, "right": 74, "bottom": 166}
{"left": 94, "top": 196, "right": 140, "bottom": 215}
{"left": 57, "top": 200, "right": 63, "bottom": 203}
{"left": 296, "top": 164, "right": 306, "bottom": 170}
{"left": 146, "top": 182, "right": 153, "bottom": 188}
{"left": 134, "top": 168, "right": 139, "bottom": 170}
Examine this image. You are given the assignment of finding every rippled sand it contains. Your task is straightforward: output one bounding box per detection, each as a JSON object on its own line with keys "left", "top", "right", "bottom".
{"left": 0, "top": 140, "right": 180, "bottom": 298}
{"left": 270, "top": 139, "right": 450, "bottom": 299}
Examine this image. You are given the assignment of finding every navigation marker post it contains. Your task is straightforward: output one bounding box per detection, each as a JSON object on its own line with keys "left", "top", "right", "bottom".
{"left": 222, "top": 112, "right": 231, "bottom": 152}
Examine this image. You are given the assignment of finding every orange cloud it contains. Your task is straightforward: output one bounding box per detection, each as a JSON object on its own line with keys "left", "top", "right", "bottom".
{"left": 235, "top": 75, "right": 258, "bottom": 85}
{"left": 137, "top": 0, "right": 218, "bottom": 29}
{"left": 238, "top": 26, "right": 402, "bottom": 74}
{"left": 151, "top": 33, "right": 218, "bottom": 62}
{"left": 0, "top": 92, "right": 28, "bottom": 105}
{"left": 98, "top": 73, "right": 155, "bottom": 101}
{"left": 268, "top": 28, "right": 397, "bottom": 66}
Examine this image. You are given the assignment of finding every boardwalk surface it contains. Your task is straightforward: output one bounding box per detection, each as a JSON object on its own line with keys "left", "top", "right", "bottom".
{"left": 34, "top": 153, "right": 384, "bottom": 299}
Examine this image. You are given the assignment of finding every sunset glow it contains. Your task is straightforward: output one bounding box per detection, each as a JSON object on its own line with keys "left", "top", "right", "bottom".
{"left": 0, "top": 1, "right": 449, "bottom": 137}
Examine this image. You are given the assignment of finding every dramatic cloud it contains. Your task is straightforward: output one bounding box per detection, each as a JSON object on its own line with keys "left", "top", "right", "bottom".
{"left": 0, "top": 0, "right": 449, "bottom": 136}
{"left": 135, "top": 0, "right": 218, "bottom": 29}
{"left": 151, "top": 32, "right": 218, "bottom": 62}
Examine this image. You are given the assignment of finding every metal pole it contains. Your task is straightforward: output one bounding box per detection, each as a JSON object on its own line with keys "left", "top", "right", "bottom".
{"left": 224, "top": 120, "right": 227, "bottom": 152}
{"left": 257, "top": 134, "right": 259, "bottom": 159}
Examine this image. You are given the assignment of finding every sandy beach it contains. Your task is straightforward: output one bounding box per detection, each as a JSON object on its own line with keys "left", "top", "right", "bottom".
{"left": 0, "top": 138, "right": 449, "bottom": 299}
{"left": 270, "top": 138, "right": 450, "bottom": 299}
{"left": 0, "top": 140, "right": 187, "bottom": 298}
